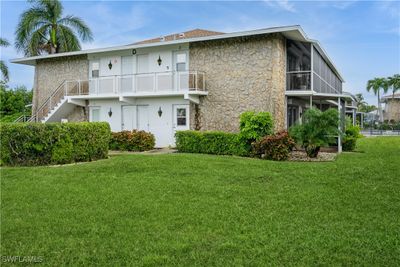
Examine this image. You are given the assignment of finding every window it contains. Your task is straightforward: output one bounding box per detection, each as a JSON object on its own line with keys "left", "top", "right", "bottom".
{"left": 176, "top": 108, "right": 187, "bottom": 126}
{"left": 175, "top": 53, "right": 187, "bottom": 71}
{"left": 91, "top": 62, "right": 99, "bottom": 78}
{"left": 90, "top": 107, "right": 100, "bottom": 122}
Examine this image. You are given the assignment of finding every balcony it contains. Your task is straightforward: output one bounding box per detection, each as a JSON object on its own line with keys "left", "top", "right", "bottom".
{"left": 286, "top": 71, "right": 311, "bottom": 91}
{"left": 79, "top": 71, "right": 206, "bottom": 96}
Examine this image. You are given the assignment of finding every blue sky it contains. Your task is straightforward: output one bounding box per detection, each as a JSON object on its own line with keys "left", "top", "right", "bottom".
{"left": 1, "top": 0, "right": 399, "bottom": 105}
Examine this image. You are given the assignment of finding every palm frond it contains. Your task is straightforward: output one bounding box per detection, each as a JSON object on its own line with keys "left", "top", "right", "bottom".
{"left": 0, "top": 60, "right": 9, "bottom": 82}
{"left": 0, "top": 38, "right": 10, "bottom": 47}
{"left": 15, "top": 0, "right": 92, "bottom": 56}
{"left": 57, "top": 25, "right": 81, "bottom": 52}
{"left": 58, "top": 15, "right": 93, "bottom": 42}
{"left": 15, "top": 7, "right": 51, "bottom": 55}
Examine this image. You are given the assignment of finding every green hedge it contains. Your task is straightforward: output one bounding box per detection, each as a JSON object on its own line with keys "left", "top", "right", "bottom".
{"left": 110, "top": 130, "right": 155, "bottom": 151}
{"left": 175, "top": 130, "right": 248, "bottom": 156}
{"left": 0, "top": 122, "right": 111, "bottom": 166}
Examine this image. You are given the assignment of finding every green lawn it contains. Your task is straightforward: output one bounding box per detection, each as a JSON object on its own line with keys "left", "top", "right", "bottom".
{"left": 1, "top": 137, "right": 400, "bottom": 266}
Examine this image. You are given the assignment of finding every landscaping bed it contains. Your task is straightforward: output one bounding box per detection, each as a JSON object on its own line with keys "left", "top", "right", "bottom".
{"left": 288, "top": 150, "right": 337, "bottom": 162}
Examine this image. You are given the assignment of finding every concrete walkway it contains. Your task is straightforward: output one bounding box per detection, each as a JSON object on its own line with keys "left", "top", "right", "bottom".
{"left": 109, "top": 147, "right": 177, "bottom": 155}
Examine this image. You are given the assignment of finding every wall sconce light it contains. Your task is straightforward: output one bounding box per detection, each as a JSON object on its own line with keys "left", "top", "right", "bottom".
{"left": 132, "top": 49, "right": 136, "bottom": 55}
{"left": 108, "top": 60, "right": 113, "bottom": 70}
{"left": 157, "top": 55, "right": 162, "bottom": 66}
{"left": 108, "top": 108, "right": 113, "bottom": 117}
{"left": 158, "top": 107, "right": 163, "bottom": 117}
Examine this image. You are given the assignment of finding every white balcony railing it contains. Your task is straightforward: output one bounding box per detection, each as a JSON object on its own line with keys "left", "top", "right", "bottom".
{"left": 29, "top": 71, "right": 206, "bottom": 122}
{"left": 88, "top": 71, "right": 206, "bottom": 95}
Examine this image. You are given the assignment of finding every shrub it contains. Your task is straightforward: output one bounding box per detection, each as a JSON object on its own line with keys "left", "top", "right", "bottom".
{"left": 289, "top": 108, "right": 339, "bottom": 158}
{"left": 175, "top": 130, "right": 248, "bottom": 156}
{"left": 0, "top": 122, "right": 110, "bottom": 166}
{"left": 239, "top": 111, "right": 274, "bottom": 146}
{"left": 343, "top": 124, "right": 361, "bottom": 151}
{"left": 110, "top": 130, "right": 155, "bottom": 151}
{"left": 252, "top": 131, "right": 295, "bottom": 161}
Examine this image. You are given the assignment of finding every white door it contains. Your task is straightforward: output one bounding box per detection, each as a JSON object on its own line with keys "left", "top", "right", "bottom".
{"left": 173, "top": 51, "right": 188, "bottom": 91}
{"left": 137, "top": 105, "right": 149, "bottom": 131}
{"left": 122, "top": 105, "right": 137, "bottom": 131}
{"left": 121, "top": 56, "right": 134, "bottom": 93}
{"left": 173, "top": 105, "right": 189, "bottom": 131}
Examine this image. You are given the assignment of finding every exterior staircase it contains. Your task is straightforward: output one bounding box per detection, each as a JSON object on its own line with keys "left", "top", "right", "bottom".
{"left": 29, "top": 80, "right": 89, "bottom": 122}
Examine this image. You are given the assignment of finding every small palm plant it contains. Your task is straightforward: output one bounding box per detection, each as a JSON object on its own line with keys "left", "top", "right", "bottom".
{"left": 0, "top": 37, "right": 10, "bottom": 81}
{"left": 15, "top": 0, "right": 93, "bottom": 56}
{"left": 289, "top": 108, "right": 340, "bottom": 158}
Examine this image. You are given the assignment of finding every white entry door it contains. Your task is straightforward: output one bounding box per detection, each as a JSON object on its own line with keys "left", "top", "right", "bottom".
{"left": 122, "top": 105, "right": 137, "bottom": 131}
{"left": 173, "top": 105, "right": 189, "bottom": 131}
{"left": 137, "top": 105, "right": 149, "bottom": 131}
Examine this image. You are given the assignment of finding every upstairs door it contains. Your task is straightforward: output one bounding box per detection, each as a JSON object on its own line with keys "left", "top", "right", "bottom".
{"left": 173, "top": 51, "right": 188, "bottom": 91}
{"left": 122, "top": 105, "right": 137, "bottom": 131}
{"left": 173, "top": 105, "right": 189, "bottom": 132}
{"left": 121, "top": 56, "right": 134, "bottom": 93}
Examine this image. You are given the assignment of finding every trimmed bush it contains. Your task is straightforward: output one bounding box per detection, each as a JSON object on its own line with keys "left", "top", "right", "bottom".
{"left": 252, "top": 131, "right": 295, "bottom": 161}
{"left": 175, "top": 130, "right": 248, "bottom": 156}
{"left": 343, "top": 125, "right": 362, "bottom": 151}
{"left": 239, "top": 111, "right": 274, "bottom": 142}
{"left": 0, "top": 122, "right": 110, "bottom": 166}
{"left": 110, "top": 130, "right": 155, "bottom": 151}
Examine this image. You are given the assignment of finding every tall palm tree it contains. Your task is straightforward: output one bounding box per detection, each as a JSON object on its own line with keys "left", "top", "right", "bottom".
{"left": 15, "top": 0, "right": 93, "bottom": 56}
{"left": 0, "top": 38, "right": 10, "bottom": 82}
{"left": 387, "top": 74, "right": 400, "bottom": 97}
{"left": 366, "top": 78, "right": 389, "bottom": 122}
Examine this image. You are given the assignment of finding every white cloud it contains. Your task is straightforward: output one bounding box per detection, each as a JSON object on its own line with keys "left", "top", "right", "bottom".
{"left": 71, "top": 2, "right": 149, "bottom": 48}
{"left": 331, "top": 0, "right": 359, "bottom": 10}
{"left": 377, "top": 0, "right": 400, "bottom": 18}
{"left": 264, "top": 0, "right": 296, "bottom": 13}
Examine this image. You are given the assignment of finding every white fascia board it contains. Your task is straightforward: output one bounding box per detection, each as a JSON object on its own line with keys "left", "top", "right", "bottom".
{"left": 11, "top": 25, "right": 304, "bottom": 65}
{"left": 10, "top": 24, "right": 344, "bottom": 83}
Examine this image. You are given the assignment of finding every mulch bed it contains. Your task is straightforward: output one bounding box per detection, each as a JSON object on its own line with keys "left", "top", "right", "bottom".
{"left": 288, "top": 150, "right": 337, "bottom": 162}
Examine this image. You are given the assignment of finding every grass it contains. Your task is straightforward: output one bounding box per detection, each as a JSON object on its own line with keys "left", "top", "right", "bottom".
{"left": 1, "top": 137, "right": 400, "bottom": 266}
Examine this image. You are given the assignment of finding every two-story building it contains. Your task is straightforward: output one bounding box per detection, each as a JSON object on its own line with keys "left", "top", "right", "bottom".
{"left": 12, "top": 25, "right": 353, "bottom": 147}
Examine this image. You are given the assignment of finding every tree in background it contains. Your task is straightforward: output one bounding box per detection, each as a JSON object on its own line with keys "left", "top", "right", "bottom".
{"left": 387, "top": 74, "right": 400, "bottom": 97}
{"left": 15, "top": 0, "right": 93, "bottom": 56}
{"left": 0, "top": 38, "right": 10, "bottom": 82}
{"left": 366, "top": 78, "right": 389, "bottom": 122}
{"left": 354, "top": 93, "right": 377, "bottom": 113}
{"left": 0, "top": 81, "right": 33, "bottom": 121}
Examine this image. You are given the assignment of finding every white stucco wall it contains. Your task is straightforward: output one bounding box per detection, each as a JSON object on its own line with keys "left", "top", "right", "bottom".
{"left": 89, "top": 97, "right": 190, "bottom": 147}
{"left": 88, "top": 43, "right": 189, "bottom": 79}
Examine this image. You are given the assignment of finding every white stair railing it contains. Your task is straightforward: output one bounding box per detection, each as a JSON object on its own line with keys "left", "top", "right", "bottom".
{"left": 31, "top": 80, "right": 89, "bottom": 122}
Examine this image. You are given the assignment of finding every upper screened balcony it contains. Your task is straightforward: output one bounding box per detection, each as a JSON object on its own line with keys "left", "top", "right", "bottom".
{"left": 286, "top": 39, "right": 342, "bottom": 95}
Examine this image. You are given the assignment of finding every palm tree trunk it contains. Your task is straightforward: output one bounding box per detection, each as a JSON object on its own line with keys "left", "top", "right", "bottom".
{"left": 377, "top": 90, "right": 383, "bottom": 122}
{"left": 50, "top": 45, "right": 56, "bottom": 54}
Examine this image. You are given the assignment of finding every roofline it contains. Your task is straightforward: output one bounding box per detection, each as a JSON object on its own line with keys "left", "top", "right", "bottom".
{"left": 382, "top": 94, "right": 400, "bottom": 99}
{"left": 11, "top": 25, "right": 344, "bottom": 81}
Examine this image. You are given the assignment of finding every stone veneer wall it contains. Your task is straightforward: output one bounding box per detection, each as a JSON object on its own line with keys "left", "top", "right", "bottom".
{"left": 189, "top": 33, "right": 286, "bottom": 132}
{"left": 33, "top": 55, "right": 89, "bottom": 121}
{"left": 384, "top": 99, "right": 400, "bottom": 122}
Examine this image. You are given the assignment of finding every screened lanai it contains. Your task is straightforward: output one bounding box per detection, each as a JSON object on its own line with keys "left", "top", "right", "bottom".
{"left": 285, "top": 38, "right": 354, "bottom": 152}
